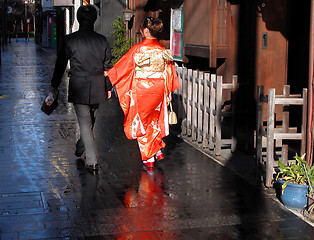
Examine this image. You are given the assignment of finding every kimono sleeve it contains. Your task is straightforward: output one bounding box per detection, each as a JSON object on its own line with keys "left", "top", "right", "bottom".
{"left": 107, "top": 46, "right": 137, "bottom": 115}
{"left": 107, "top": 47, "right": 136, "bottom": 86}
{"left": 164, "top": 62, "right": 180, "bottom": 99}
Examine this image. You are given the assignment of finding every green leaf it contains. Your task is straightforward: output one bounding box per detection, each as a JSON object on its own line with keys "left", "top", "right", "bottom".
{"left": 278, "top": 159, "right": 286, "bottom": 169}
{"left": 276, "top": 153, "right": 313, "bottom": 187}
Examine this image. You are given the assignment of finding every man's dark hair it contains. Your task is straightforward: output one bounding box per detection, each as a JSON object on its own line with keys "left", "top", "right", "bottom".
{"left": 77, "top": 5, "right": 97, "bottom": 26}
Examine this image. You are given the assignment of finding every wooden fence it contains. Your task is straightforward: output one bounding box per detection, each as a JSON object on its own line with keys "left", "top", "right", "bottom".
{"left": 174, "top": 65, "right": 238, "bottom": 155}
{"left": 256, "top": 85, "right": 308, "bottom": 187}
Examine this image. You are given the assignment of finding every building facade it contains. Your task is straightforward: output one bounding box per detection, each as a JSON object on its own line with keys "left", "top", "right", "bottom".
{"left": 126, "top": 0, "right": 313, "bottom": 164}
{"left": 31, "top": 0, "right": 314, "bottom": 164}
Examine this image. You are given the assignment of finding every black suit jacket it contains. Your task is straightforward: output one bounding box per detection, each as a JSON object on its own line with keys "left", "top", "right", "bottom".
{"left": 51, "top": 25, "right": 112, "bottom": 104}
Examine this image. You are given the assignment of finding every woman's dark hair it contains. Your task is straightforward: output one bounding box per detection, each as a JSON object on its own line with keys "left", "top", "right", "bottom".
{"left": 140, "top": 17, "right": 163, "bottom": 37}
{"left": 77, "top": 5, "right": 97, "bottom": 26}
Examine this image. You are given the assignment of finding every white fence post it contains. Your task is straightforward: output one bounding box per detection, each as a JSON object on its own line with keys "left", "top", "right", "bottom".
{"left": 209, "top": 74, "right": 216, "bottom": 150}
{"left": 203, "top": 73, "right": 211, "bottom": 148}
{"left": 192, "top": 70, "right": 198, "bottom": 141}
{"left": 198, "top": 72, "right": 204, "bottom": 143}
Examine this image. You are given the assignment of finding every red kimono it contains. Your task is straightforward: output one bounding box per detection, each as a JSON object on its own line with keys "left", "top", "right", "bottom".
{"left": 107, "top": 38, "right": 180, "bottom": 161}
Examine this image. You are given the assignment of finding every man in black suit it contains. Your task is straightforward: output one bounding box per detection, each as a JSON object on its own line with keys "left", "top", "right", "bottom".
{"left": 50, "top": 4, "right": 112, "bottom": 171}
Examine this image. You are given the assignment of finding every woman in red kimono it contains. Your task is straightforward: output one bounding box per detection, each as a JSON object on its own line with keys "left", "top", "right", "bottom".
{"left": 106, "top": 17, "right": 180, "bottom": 168}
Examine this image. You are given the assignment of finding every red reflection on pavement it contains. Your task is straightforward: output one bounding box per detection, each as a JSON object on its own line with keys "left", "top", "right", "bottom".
{"left": 116, "top": 169, "right": 177, "bottom": 239}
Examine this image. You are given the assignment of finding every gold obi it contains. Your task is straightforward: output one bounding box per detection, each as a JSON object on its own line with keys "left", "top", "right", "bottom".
{"left": 134, "top": 49, "right": 173, "bottom": 79}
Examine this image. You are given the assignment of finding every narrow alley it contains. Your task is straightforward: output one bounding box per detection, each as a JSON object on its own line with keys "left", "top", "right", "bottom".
{"left": 0, "top": 41, "right": 313, "bottom": 239}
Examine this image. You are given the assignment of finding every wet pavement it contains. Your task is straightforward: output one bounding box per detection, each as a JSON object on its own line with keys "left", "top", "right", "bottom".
{"left": 0, "top": 40, "right": 314, "bottom": 240}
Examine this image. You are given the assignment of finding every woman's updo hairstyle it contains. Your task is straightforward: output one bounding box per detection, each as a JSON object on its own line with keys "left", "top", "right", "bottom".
{"left": 140, "top": 17, "right": 163, "bottom": 37}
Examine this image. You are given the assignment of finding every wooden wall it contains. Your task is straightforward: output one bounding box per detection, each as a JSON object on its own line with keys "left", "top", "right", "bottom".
{"left": 183, "top": 0, "right": 210, "bottom": 46}
{"left": 183, "top": 0, "right": 237, "bottom": 81}
{"left": 130, "top": 0, "right": 171, "bottom": 47}
{"left": 255, "top": 0, "right": 289, "bottom": 121}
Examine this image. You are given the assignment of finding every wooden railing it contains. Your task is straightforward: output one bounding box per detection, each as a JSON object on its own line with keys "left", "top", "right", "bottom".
{"left": 174, "top": 65, "right": 238, "bottom": 155}
{"left": 256, "top": 85, "right": 308, "bottom": 187}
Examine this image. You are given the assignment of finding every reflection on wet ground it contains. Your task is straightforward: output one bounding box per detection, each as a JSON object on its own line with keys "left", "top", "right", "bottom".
{"left": 0, "top": 41, "right": 313, "bottom": 239}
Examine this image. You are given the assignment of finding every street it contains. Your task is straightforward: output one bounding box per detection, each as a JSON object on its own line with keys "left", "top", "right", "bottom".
{"left": 0, "top": 40, "right": 313, "bottom": 239}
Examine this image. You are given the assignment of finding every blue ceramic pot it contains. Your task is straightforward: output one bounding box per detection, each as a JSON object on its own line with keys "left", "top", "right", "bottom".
{"left": 278, "top": 180, "right": 309, "bottom": 210}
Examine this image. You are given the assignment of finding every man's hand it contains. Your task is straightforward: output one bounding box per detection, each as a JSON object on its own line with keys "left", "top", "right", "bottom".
{"left": 45, "top": 92, "right": 55, "bottom": 106}
{"left": 45, "top": 87, "right": 58, "bottom": 106}
{"left": 106, "top": 91, "right": 111, "bottom": 99}
{"left": 104, "top": 71, "right": 108, "bottom": 77}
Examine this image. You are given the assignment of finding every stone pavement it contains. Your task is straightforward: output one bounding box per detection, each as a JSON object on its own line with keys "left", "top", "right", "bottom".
{"left": 0, "top": 40, "right": 314, "bottom": 240}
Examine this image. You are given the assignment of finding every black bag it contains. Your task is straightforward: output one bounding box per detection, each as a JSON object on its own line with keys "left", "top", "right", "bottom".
{"left": 41, "top": 92, "right": 59, "bottom": 115}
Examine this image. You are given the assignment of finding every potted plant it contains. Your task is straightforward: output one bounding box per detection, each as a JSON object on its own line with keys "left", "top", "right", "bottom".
{"left": 308, "top": 190, "right": 314, "bottom": 217}
{"left": 275, "top": 153, "right": 314, "bottom": 210}
{"left": 306, "top": 170, "right": 314, "bottom": 217}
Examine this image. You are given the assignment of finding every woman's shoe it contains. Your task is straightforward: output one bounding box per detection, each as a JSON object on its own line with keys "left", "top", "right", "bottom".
{"left": 85, "top": 164, "right": 99, "bottom": 170}
{"left": 143, "top": 161, "right": 154, "bottom": 168}
{"left": 155, "top": 150, "right": 164, "bottom": 161}
{"left": 143, "top": 157, "right": 155, "bottom": 168}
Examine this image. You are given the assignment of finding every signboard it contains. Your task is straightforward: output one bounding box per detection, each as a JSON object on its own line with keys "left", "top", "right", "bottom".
{"left": 170, "top": 6, "right": 183, "bottom": 61}
{"left": 52, "top": 0, "right": 74, "bottom": 7}
{"left": 51, "top": 24, "right": 57, "bottom": 48}
{"left": 48, "top": 16, "right": 55, "bottom": 39}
